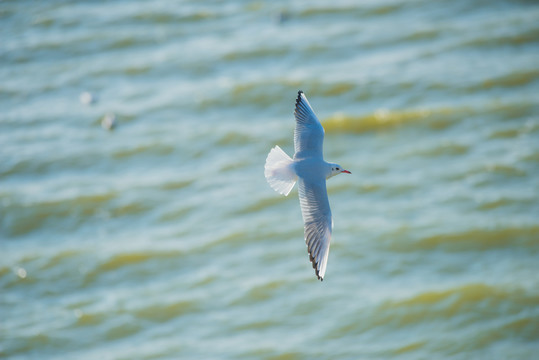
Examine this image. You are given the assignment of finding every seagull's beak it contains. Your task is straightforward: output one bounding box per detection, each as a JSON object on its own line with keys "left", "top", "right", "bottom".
{"left": 341, "top": 169, "right": 351, "bottom": 174}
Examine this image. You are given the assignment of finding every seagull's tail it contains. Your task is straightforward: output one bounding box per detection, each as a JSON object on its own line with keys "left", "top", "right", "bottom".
{"left": 264, "top": 146, "right": 297, "bottom": 196}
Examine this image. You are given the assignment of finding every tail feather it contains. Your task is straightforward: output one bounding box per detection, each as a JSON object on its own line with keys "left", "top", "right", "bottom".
{"left": 264, "top": 146, "right": 297, "bottom": 196}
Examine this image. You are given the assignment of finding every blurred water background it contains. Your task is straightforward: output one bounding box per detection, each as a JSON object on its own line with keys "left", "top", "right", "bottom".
{"left": 1, "top": 0, "right": 539, "bottom": 359}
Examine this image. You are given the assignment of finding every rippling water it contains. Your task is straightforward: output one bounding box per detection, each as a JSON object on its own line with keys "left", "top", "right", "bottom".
{"left": 1, "top": 0, "right": 539, "bottom": 359}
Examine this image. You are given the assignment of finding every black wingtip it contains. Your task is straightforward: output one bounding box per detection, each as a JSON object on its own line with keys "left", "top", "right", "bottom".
{"left": 296, "top": 90, "right": 303, "bottom": 105}
{"left": 309, "top": 251, "right": 324, "bottom": 281}
{"left": 295, "top": 90, "right": 307, "bottom": 113}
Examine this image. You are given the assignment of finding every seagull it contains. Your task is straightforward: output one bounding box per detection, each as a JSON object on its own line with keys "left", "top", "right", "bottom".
{"left": 264, "top": 91, "right": 351, "bottom": 281}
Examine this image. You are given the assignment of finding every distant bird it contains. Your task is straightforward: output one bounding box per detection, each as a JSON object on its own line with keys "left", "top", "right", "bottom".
{"left": 265, "top": 91, "right": 351, "bottom": 281}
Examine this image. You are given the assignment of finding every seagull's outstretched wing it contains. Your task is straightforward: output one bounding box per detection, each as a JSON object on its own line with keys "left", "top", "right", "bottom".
{"left": 298, "top": 177, "right": 333, "bottom": 281}
{"left": 294, "top": 91, "right": 324, "bottom": 159}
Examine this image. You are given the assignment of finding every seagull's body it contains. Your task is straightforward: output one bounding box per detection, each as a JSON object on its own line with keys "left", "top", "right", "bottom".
{"left": 264, "top": 91, "right": 350, "bottom": 281}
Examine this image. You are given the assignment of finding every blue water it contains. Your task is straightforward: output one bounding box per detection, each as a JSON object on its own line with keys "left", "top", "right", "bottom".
{"left": 1, "top": 1, "right": 539, "bottom": 359}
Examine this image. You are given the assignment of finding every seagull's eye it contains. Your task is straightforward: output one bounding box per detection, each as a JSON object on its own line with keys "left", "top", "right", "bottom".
{"left": 336, "top": 167, "right": 340, "bottom": 171}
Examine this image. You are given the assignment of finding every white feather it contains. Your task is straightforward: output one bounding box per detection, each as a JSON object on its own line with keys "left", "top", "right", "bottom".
{"left": 298, "top": 177, "right": 332, "bottom": 280}
{"left": 264, "top": 145, "right": 297, "bottom": 196}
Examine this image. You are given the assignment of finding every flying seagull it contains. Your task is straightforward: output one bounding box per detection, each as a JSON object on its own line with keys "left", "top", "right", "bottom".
{"left": 264, "top": 91, "right": 351, "bottom": 281}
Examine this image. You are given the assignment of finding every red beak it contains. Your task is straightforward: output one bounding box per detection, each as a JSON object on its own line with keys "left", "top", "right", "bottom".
{"left": 341, "top": 170, "right": 351, "bottom": 174}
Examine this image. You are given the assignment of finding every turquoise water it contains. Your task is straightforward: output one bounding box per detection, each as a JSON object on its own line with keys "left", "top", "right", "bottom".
{"left": 1, "top": 1, "right": 539, "bottom": 359}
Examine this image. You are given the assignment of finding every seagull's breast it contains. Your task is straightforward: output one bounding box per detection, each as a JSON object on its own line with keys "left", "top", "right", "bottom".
{"left": 294, "top": 157, "right": 328, "bottom": 180}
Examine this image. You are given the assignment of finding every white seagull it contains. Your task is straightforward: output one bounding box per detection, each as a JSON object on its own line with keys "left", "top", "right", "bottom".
{"left": 264, "top": 91, "right": 351, "bottom": 281}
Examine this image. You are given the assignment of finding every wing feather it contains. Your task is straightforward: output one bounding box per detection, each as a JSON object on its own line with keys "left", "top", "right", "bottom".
{"left": 294, "top": 91, "right": 324, "bottom": 159}
{"left": 298, "top": 177, "right": 333, "bottom": 281}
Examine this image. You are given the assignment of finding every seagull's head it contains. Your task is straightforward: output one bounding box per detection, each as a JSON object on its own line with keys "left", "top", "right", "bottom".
{"left": 328, "top": 163, "right": 351, "bottom": 179}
